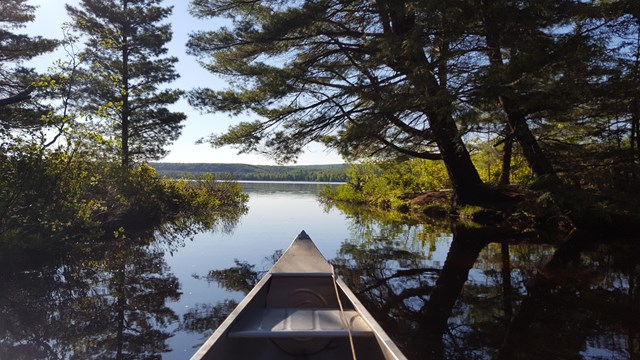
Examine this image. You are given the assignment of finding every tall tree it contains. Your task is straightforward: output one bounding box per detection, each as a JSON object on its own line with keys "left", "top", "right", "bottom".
{"left": 477, "top": 0, "right": 562, "bottom": 179}
{"left": 473, "top": 1, "right": 638, "bottom": 188}
{"left": 67, "top": 0, "right": 186, "bottom": 167}
{"left": 187, "top": 0, "right": 494, "bottom": 205}
{"left": 0, "top": 0, "right": 57, "bottom": 131}
{"left": 597, "top": 0, "right": 640, "bottom": 182}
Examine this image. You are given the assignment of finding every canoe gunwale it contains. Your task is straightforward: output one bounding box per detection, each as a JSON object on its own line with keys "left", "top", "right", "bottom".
{"left": 336, "top": 278, "right": 407, "bottom": 360}
{"left": 189, "top": 231, "right": 408, "bottom": 360}
{"left": 189, "top": 272, "right": 274, "bottom": 360}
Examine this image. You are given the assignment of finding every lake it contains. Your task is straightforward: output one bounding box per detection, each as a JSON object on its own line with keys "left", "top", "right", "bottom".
{"left": 1, "top": 182, "right": 638, "bottom": 359}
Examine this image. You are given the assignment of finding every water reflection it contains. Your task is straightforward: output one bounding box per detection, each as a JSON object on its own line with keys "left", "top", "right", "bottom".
{"left": 6, "top": 181, "right": 637, "bottom": 359}
{"left": 239, "top": 181, "right": 338, "bottom": 196}
{"left": 0, "top": 232, "right": 180, "bottom": 359}
{"left": 180, "top": 255, "right": 274, "bottom": 342}
{"left": 496, "top": 235, "right": 640, "bottom": 360}
{"left": 0, "top": 201, "right": 246, "bottom": 360}
{"left": 200, "top": 213, "right": 640, "bottom": 359}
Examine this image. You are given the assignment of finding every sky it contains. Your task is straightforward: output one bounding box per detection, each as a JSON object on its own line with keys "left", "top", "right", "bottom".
{"left": 23, "top": 0, "right": 343, "bottom": 165}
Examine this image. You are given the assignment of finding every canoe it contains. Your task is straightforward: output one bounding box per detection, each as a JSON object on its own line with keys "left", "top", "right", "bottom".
{"left": 190, "top": 231, "right": 408, "bottom": 360}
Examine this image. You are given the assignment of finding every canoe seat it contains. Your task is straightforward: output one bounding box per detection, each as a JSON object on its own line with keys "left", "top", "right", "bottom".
{"left": 229, "top": 308, "right": 374, "bottom": 338}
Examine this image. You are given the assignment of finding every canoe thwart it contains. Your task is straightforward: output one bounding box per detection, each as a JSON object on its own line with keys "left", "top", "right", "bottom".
{"left": 229, "top": 308, "right": 374, "bottom": 338}
{"left": 190, "top": 232, "right": 408, "bottom": 360}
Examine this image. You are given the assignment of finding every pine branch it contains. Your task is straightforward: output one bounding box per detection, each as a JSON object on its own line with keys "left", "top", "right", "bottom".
{"left": 0, "top": 85, "right": 35, "bottom": 107}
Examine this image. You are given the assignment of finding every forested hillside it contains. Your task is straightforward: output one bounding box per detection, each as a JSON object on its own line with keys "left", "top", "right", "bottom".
{"left": 151, "top": 163, "right": 347, "bottom": 182}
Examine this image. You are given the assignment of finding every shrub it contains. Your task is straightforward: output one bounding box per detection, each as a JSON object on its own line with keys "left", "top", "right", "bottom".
{"left": 322, "top": 159, "right": 450, "bottom": 211}
{"left": 0, "top": 147, "right": 248, "bottom": 265}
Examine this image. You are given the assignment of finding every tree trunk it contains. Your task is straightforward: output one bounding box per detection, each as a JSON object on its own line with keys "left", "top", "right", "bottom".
{"left": 481, "top": 0, "right": 557, "bottom": 179}
{"left": 381, "top": 1, "right": 489, "bottom": 205}
{"left": 419, "top": 224, "right": 489, "bottom": 359}
{"left": 633, "top": 23, "right": 640, "bottom": 179}
{"left": 636, "top": 110, "right": 640, "bottom": 168}
{"left": 428, "top": 108, "right": 488, "bottom": 205}
{"left": 499, "top": 132, "right": 513, "bottom": 185}
{"left": 419, "top": 61, "right": 487, "bottom": 204}
{"left": 121, "top": 0, "right": 131, "bottom": 168}
{"left": 503, "top": 103, "right": 556, "bottom": 177}
{"left": 115, "top": 267, "right": 126, "bottom": 359}
{"left": 501, "top": 241, "right": 513, "bottom": 320}
{"left": 632, "top": 102, "right": 639, "bottom": 180}
{"left": 631, "top": 103, "right": 637, "bottom": 154}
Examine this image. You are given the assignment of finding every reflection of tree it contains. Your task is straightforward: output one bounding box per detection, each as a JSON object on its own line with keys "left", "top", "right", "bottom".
{"left": 332, "top": 206, "right": 640, "bottom": 359}
{"left": 0, "top": 266, "right": 77, "bottom": 359}
{"left": 330, "top": 200, "right": 450, "bottom": 254}
{"left": 0, "top": 232, "right": 181, "bottom": 359}
{"left": 496, "top": 233, "right": 640, "bottom": 360}
{"left": 180, "top": 300, "right": 238, "bottom": 339}
{"left": 180, "top": 203, "right": 640, "bottom": 360}
{"left": 0, "top": 181, "right": 245, "bottom": 359}
{"left": 181, "top": 255, "right": 273, "bottom": 340}
{"left": 333, "top": 222, "right": 492, "bottom": 359}
{"left": 417, "top": 225, "right": 491, "bottom": 358}
{"left": 155, "top": 193, "right": 249, "bottom": 251}
{"left": 205, "top": 260, "right": 261, "bottom": 294}
{"left": 87, "top": 237, "right": 180, "bottom": 359}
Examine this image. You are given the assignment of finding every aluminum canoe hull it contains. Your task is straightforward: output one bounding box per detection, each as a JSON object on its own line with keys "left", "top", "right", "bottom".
{"left": 190, "top": 231, "right": 407, "bottom": 360}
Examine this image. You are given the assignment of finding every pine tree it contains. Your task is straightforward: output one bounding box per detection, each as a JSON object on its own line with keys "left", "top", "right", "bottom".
{"left": 476, "top": 0, "right": 563, "bottom": 179}
{"left": 602, "top": 1, "right": 640, "bottom": 180}
{"left": 67, "top": 0, "right": 185, "bottom": 167}
{"left": 0, "top": 0, "right": 57, "bottom": 130}
{"left": 187, "top": 0, "right": 494, "bottom": 204}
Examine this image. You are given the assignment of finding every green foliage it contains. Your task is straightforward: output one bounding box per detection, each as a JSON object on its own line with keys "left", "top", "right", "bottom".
{"left": 81, "top": 163, "right": 248, "bottom": 233}
{"left": 0, "top": 0, "right": 58, "bottom": 70}
{"left": 0, "top": 1, "right": 248, "bottom": 265}
{"left": 0, "top": 147, "right": 104, "bottom": 261}
{"left": 67, "top": 0, "right": 185, "bottom": 166}
{"left": 322, "top": 159, "right": 450, "bottom": 211}
{"left": 185, "top": 0, "right": 640, "bottom": 207}
{"left": 186, "top": 0, "right": 487, "bottom": 199}
{"left": 0, "top": 0, "right": 58, "bottom": 131}
{"left": 0, "top": 146, "right": 248, "bottom": 264}
{"left": 469, "top": 139, "right": 533, "bottom": 186}
{"left": 457, "top": 205, "right": 485, "bottom": 217}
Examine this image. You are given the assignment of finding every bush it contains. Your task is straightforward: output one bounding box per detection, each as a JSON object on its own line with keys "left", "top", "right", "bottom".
{"left": 0, "top": 147, "right": 104, "bottom": 264}
{"left": 321, "top": 159, "right": 450, "bottom": 210}
{"left": 0, "top": 147, "right": 248, "bottom": 265}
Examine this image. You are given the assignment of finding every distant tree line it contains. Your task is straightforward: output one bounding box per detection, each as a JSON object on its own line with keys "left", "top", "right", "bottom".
{"left": 151, "top": 163, "right": 347, "bottom": 182}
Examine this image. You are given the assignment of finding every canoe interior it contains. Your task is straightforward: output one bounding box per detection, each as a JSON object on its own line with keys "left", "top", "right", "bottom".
{"left": 194, "top": 275, "right": 393, "bottom": 360}
{"left": 191, "top": 232, "right": 407, "bottom": 360}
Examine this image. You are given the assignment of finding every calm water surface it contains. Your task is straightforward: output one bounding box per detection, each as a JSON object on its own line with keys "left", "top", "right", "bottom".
{"left": 163, "top": 182, "right": 352, "bottom": 358}
{"left": 1, "top": 182, "right": 638, "bottom": 359}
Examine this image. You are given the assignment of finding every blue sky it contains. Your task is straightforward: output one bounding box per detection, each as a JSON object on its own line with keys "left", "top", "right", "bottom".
{"left": 24, "top": 0, "right": 343, "bottom": 165}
